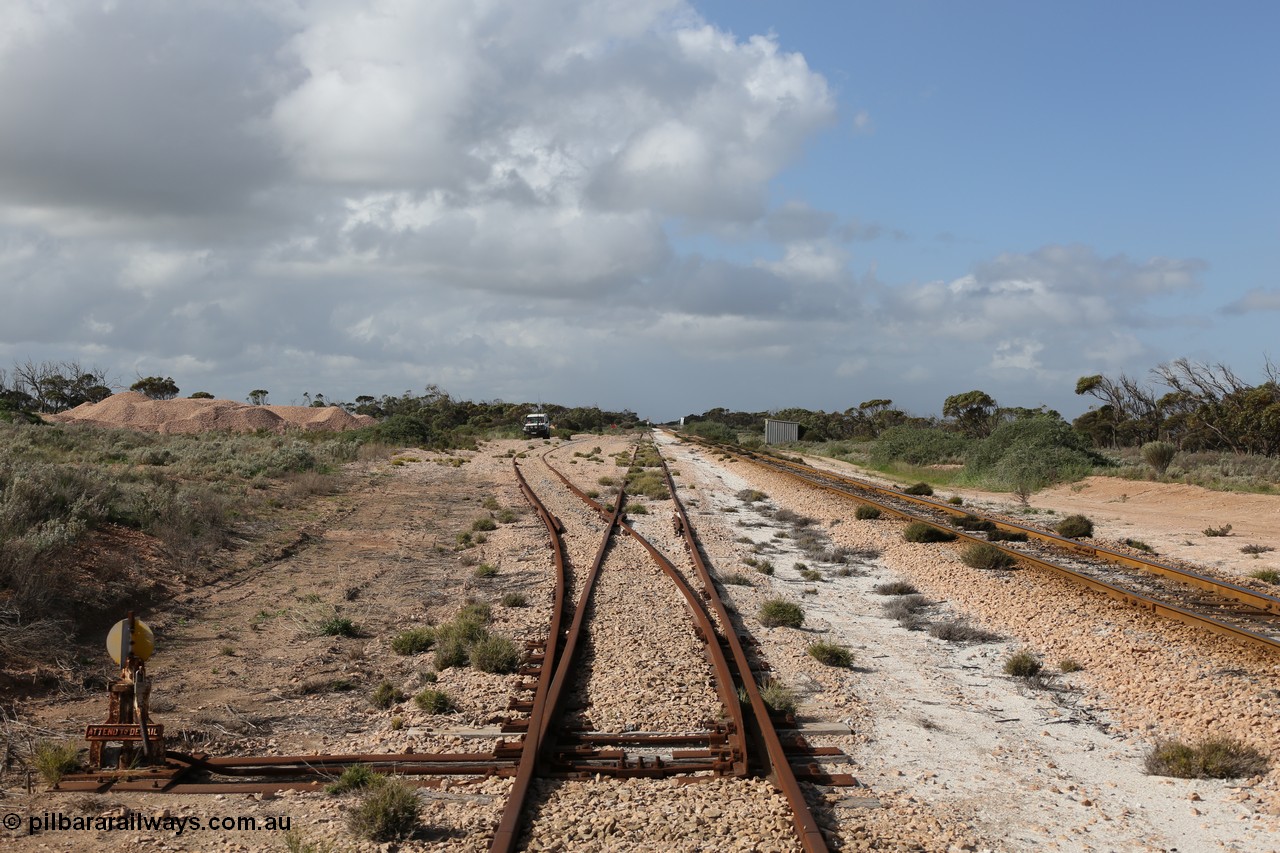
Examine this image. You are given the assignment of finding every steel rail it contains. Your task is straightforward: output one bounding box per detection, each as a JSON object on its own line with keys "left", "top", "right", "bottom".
{"left": 749, "top": 447, "right": 1280, "bottom": 617}
{"left": 536, "top": 449, "right": 748, "bottom": 775}
{"left": 490, "top": 459, "right": 572, "bottom": 853}
{"left": 657, "top": 450, "right": 830, "bottom": 853}
{"left": 685, "top": 435, "right": 1280, "bottom": 656}
{"left": 538, "top": 452, "right": 750, "bottom": 774}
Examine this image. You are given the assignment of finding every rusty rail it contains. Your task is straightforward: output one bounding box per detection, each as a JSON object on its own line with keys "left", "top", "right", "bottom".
{"left": 682, "top": 433, "right": 1280, "bottom": 656}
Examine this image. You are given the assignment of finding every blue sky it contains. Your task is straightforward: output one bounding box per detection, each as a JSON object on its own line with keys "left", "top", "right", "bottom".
{"left": 0, "top": 1, "right": 1275, "bottom": 421}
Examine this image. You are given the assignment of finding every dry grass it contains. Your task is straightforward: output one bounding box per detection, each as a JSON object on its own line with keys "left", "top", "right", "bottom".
{"left": 1144, "top": 737, "right": 1269, "bottom": 779}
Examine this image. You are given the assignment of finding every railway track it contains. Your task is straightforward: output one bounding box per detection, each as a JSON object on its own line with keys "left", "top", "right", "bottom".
{"left": 493, "top": 439, "right": 838, "bottom": 852}
{"left": 678, "top": 433, "right": 1280, "bottom": 656}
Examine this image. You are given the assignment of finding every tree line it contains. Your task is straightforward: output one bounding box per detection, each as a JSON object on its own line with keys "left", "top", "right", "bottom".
{"left": 683, "top": 357, "right": 1280, "bottom": 458}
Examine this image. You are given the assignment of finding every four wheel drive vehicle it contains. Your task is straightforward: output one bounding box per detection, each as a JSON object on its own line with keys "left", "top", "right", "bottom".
{"left": 522, "top": 413, "right": 551, "bottom": 437}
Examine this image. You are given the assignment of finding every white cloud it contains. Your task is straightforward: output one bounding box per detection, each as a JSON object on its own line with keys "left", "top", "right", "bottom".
{"left": 1221, "top": 287, "right": 1280, "bottom": 314}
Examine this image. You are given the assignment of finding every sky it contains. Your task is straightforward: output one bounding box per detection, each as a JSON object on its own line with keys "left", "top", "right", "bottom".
{"left": 1, "top": 0, "right": 1276, "bottom": 422}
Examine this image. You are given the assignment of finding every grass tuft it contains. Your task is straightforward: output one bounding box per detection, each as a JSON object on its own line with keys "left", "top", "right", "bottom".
{"left": 903, "top": 482, "right": 934, "bottom": 496}
{"left": 854, "top": 504, "right": 882, "bottom": 520}
{"left": 873, "top": 580, "right": 918, "bottom": 596}
{"left": 928, "top": 620, "right": 1000, "bottom": 643}
{"left": 414, "top": 689, "right": 455, "bottom": 714}
{"left": 31, "top": 740, "right": 80, "bottom": 785}
{"left": 370, "top": 681, "right": 406, "bottom": 710}
{"left": 757, "top": 598, "right": 804, "bottom": 628}
{"left": 960, "top": 543, "right": 1016, "bottom": 571}
{"left": 807, "top": 641, "right": 853, "bottom": 667}
{"left": 903, "top": 522, "right": 957, "bottom": 543}
{"left": 1054, "top": 514, "right": 1094, "bottom": 539}
{"left": 391, "top": 627, "right": 434, "bottom": 655}
{"left": 1004, "top": 650, "right": 1042, "bottom": 677}
{"left": 346, "top": 776, "right": 421, "bottom": 841}
{"left": 1144, "top": 737, "right": 1269, "bottom": 779}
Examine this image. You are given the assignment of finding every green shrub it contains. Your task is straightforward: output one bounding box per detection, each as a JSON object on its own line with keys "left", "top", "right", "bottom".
{"left": 318, "top": 616, "right": 359, "bottom": 637}
{"left": 873, "top": 580, "right": 918, "bottom": 595}
{"left": 953, "top": 514, "right": 996, "bottom": 532}
{"left": 963, "top": 417, "right": 1100, "bottom": 492}
{"left": 903, "top": 482, "right": 934, "bottom": 496}
{"left": 903, "top": 522, "right": 956, "bottom": 543}
{"left": 947, "top": 496, "right": 964, "bottom": 506}
{"left": 501, "top": 592, "right": 529, "bottom": 607}
{"left": 469, "top": 635, "right": 521, "bottom": 674}
{"left": 758, "top": 599, "right": 804, "bottom": 628}
{"left": 759, "top": 681, "right": 797, "bottom": 715}
{"left": 370, "top": 681, "right": 406, "bottom": 710}
{"left": 799, "top": 569, "right": 823, "bottom": 581}
{"left": 807, "top": 641, "right": 853, "bottom": 667}
{"left": 1249, "top": 569, "right": 1279, "bottom": 584}
{"left": 1144, "top": 737, "right": 1269, "bottom": 779}
{"left": 457, "top": 602, "right": 492, "bottom": 624}
{"left": 347, "top": 777, "right": 421, "bottom": 841}
{"left": 31, "top": 740, "right": 80, "bottom": 785}
{"left": 721, "top": 573, "right": 753, "bottom": 586}
{"left": 987, "top": 529, "right": 1029, "bottom": 543}
{"left": 471, "top": 517, "right": 497, "bottom": 532}
{"left": 473, "top": 563, "right": 498, "bottom": 578}
{"left": 1004, "top": 650, "right": 1042, "bottom": 677}
{"left": 1054, "top": 515, "right": 1094, "bottom": 539}
{"left": 391, "top": 628, "right": 434, "bottom": 655}
{"left": 433, "top": 638, "right": 469, "bottom": 670}
{"left": 325, "top": 764, "right": 380, "bottom": 795}
{"left": 854, "top": 504, "right": 881, "bottom": 520}
{"left": 414, "top": 689, "right": 455, "bottom": 714}
{"left": 872, "top": 427, "right": 972, "bottom": 466}
{"left": 1123, "top": 538, "right": 1154, "bottom": 553}
{"left": 1141, "top": 441, "right": 1177, "bottom": 476}
{"left": 961, "top": 543, "right": 1016, "bottom": 570}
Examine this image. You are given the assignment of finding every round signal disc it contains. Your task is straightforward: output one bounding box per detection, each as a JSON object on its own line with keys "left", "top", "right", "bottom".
{"left": 106, "top": 618, "right": 156, "bottom": 664}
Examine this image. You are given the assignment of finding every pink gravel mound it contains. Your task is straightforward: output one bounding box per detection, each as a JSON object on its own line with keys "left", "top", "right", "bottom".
{"left": 49, "top": 392, "right": 374, "bottom": 434}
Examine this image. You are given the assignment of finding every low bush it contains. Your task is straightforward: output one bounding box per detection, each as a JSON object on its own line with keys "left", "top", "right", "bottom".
{"left": 903, "top": 522, "right": 956, "bottom": 543}
{"left": 1144, "top": 737, "right": 1269, "bottom": 779}
{"left": 736, "top": 489, "right": 768, "bottom": 503}
{"left": 1123, "top": 538, "right": 1154, "bottom": 553}
{"left": 347, "top": 776, "right": 421, "bottom": 842}
{"left": 31, "top": 740, "right": 80, "bottom": 785}
{"left": 471, "top": 517, "right": 497, "bottom": 532}
{"left": 854, "top": 504, "right": 882, "bottom": 520}
{"left": 1203, "top": 523, "right": 1233, "bottom": 537}
{"left": 433, "top": 638, "right": 469, "bottom": 670}
{"left": 881, "top": 594, "right": 931, "bottom": 626}
{"left": 1249, "top": 569, "right": 1279, "bottom": 584}
{"left": 414, "top": 689, "right": 455, "bottom": 714}
{"left": 799, "top": 569, "right": 823, "bottom": 581}
{"left": 721, "top": 573, "right": 753, "bottom": 586}
{"left": 987, "top": 529, "right": 1029, "bottom": 543}
{"left": 469, "top": 635, "right": 521, "bottom": 674}
{"left": 961, "top": 543, "right": 1016, "bottom": 571}
{"left": 873, "top": 580, "right": 918, "bottom": 596}
{"left": 1241, "top": 544, "right": 1275, "bottom": 556}
{"left": 903, "top": 482, "right": 934, "bottom": 496}
{"left": 325, "top": 764, "right": 380, "bottom": 795}
{"left": 947, "top": 496, "right": 964, "bottom": 506}
{"left": 1004, "top": 650, "right": 1043, "bottom": 677}
{"left": 318, "top": 616, "right": 360, "bottom": 638}
{"left": 1054, "top": 514, "right": 1094, "bottom": 539}
{"left": 758, "top": 599, "right": 804, "bottom": 628}
{"left": 370, "top": 681, "right": 406, "bottom": 710}
{"left": 953, "top": 514, "right": 996, "bottom": 532}
{"left": 1059, "top": 659, "right": 1084, "bottom": 673}
{"left": 807, "top": 641, "right": 853, "bottom": 667}
{"left": 759, "top": 681, "right": 798, "bottom": 715}
{"left": 500, "top": 592, "right": 529, "bottom": 607}
{"left": 1141, "top": 440, "right": 1177, "bottom": 476}
{"left": 928, "top": 620, "right": 1000, "bottom": 643}
{"left": 472, "top": 563, "right": 498, "bottom": 579}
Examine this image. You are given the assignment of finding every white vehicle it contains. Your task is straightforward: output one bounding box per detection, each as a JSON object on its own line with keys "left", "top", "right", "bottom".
{"left": 522, "top": 413, "right": 551, "bottom": 438}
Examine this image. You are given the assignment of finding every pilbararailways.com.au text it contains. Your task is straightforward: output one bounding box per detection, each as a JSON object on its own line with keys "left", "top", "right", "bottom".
{"left": 18, "top": 811, "right": 292, "bottom": 836}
